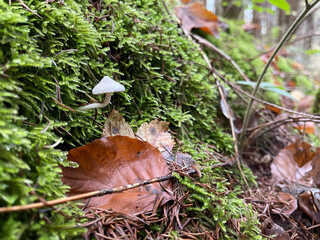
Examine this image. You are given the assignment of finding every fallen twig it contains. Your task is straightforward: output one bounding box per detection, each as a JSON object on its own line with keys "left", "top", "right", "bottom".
{"left": 245, "top": 117, "right": 320, "bottom": 148}
{"left": 0, "top": 161, "right": 233, "bottom": 213}
{"left": 239, "top": 0, "right": 320, "bottom": 153}
{"left": 213, "top": 69, "right": 320, "bottom": 120}
{"left": 18, "top": 0, "right": 42, "bottom": 18}
{"left": 196, "top": 40, "right": 250, "bottom": 190}
{"left": 52, "top": 97, "right": 77, "bottom": 112}
{"left": 192, "top": 34, "right": 251, "bottom": 83}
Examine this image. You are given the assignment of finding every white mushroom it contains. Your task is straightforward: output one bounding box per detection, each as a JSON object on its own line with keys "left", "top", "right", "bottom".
{"left": 78, "top": 76, "right": 125, "bottom": 111}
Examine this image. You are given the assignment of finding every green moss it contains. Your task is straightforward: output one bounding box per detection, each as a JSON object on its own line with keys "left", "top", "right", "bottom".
{"left": 313, "top": 89, "right": 320, "bottom": 113}
{"left": 0, "top": 0, "right": 262, "bottom": 238}
{"left": 295, "top": 75, "right": 314, "bottom": 93}
{"left": 277, "top": 56, "right": 294, "bottom": 73}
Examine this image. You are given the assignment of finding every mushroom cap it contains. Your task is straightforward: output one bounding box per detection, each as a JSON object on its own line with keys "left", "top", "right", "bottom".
{"left": 92, "top": 76, "right": 125, "bottom": 95}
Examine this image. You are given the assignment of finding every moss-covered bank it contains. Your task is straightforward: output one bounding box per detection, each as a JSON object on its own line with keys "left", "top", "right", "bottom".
{"left": 0, "top": 0, "right": 263, "bottom": 238}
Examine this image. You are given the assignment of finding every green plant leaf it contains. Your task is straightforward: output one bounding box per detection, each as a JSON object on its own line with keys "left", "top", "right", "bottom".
{"left": 305, "top": 49, "right": 320, "bottom": 55}
{"left": 253, "top": 4, "right": 275, "bottom": 14}
{"left": 236, "top": 81, "right": 277, "bottom": 89}
{"left": 236, "top": 81, "right": 297, "bottom": 100}
{"left": 265, "top": 87, "right": 297, "bottom": 101}
{"left": 268, "top": 0, "right": 290, "bottom": 12}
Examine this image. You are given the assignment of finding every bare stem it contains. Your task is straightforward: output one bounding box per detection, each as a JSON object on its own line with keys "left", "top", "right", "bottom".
{"left": 78, "top": 93, "right": 111, "bottom": 111}
{"left": 0, "top": 161, "right": 233, "bottom": 213}
{"left": 239, "top": 0, "right": 320, "bottom": 154}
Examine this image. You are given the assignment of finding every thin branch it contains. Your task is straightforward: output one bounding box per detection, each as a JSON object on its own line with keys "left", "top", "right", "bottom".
{"left": 228, "top": 81, "right": 320, "bottom": 120}
{"left": 239, "top": 0, "right": 320, "bottom": 153}
{"left": 197, "top": 42, "right": 250, "bottom": 190}
{"left": 210, "top": 64, "right": 320, "bottom": 121}
{"left": 244, "top": 117, "right": 320, "bottom": 148}
{"left": 52, "top": 97, "right": 77, "bottom": 112}
{"left": 305, "top": 0, "right": 310, "bottom": 8}
{"left": 18, "top": 0, "right": 42, "bottom": 18}
{"left": 192, "top": 34, "right": 251, "bottom": 82}
{"left": 290, "top": 33, "right": 320, "bottom": 44}
{"left": 0, "top": 162, "right": 233, "bottom": 213}
{"left": 160, "top": 0, "right": 170, "bottom": 16}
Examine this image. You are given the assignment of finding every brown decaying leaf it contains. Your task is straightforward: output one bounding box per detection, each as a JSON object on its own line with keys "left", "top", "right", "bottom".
{"left": 266, "top": 104, "right": 281, "bottom": 114}
{"left": 242, "top": 23, "right": 259, "bottom": 32}
{"left": 286, "top": 141, "right": 316, "bottom": 167}
{"left": 175, "top": 2, "right": 219, "bottom": 36}
{"left": 306, "top": 152, "right": 320, "bottom": 187}
{"left": 291, "top": 61, "right": 304, "bottom": 70}
{"left": 297, "top": 95, "right": 315, "bottom": 113}
{"left": 292, "top": 121, "right": 315, "bottom": 134}
{"left": 273, "top": 192, "right": 297, "bottom": 217}
{"left": 298, "top": 191, "right": 320, "bottom": 224}
{"left": 136, "top": 120, "right": 175, "bottom": 153}
{"left": 271, "top": 141, "right": 313, "bottom": 185}
{"left": 61, "top": 136, "right": 173, "bottom": 215}
{"left": 103, "top": 109, "right": 135, "bottom": 138}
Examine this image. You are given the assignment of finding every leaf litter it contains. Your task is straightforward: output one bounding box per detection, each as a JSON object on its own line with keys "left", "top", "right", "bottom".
{"left": 239, "top": 78, "right": 320, "bottom": 239}
{"left": 175, "top": 2, "right": 225, "bottom": 37}
{"left": 61, "top": 136, "right": 173, "bottom": 214}
{"left": 61, "top": 110, "right": 221, "bottom": 239}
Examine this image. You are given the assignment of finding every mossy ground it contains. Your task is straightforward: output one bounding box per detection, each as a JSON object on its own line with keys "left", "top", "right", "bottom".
{"left": 1, "top": 0, "right": 309, "bottom": 239}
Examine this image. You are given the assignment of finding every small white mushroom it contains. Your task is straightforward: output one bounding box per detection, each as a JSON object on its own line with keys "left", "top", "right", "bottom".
{"left": 78, "top": 76, "right": 125, "bottom": 111}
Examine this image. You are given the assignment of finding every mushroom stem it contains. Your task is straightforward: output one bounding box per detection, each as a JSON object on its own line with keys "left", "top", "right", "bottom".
{"left": 78, "top": 93, "right": 112, "bottom": 111}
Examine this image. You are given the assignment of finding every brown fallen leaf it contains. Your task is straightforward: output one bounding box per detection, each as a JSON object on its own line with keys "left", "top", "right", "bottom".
{"left": 103, "top": 109, "right": 135, "bottom": 138}
{"left": 305, "top": 151, "right": 320, "bottom": 187}
{"left": 298, "top": 191, "right": 320, "bottom": 224}
{"left": 61, "top": 136, "right": 173, "bottom": 215}
{"left": 297, "top": 96, "right": 315, "bottom": 113}
{"left": 292, "top": 121, "right": 315, "bottom": 134}
{"left": 272, "top": 192, "right": 297, "bottom": 217}
{"left": 242, "top": 23, "right": 259, "bottom": 32}
{"left": 271, "top": 142, "right": 313, "bottom": 185}
{"left": 291, "top": 61, "right": 304, "bottom": 70}
{"left": 262, "top": 218, "right": 291, "bottom": 240}
{"left": 286, "top": 141, "right": 316, "bottom": 167}
{"left": 175, "top": 2, "right": 220, "bottom": 36}
{"left": 136, "top": 120, "right": 175, "bottom": 153}
{"left": 266, "top": 104, "right": 282, "bottom": 114}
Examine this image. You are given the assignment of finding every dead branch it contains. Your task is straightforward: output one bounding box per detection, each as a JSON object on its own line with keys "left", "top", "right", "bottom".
{"left": 18, "top": 0, "right": 42, "bottom": 18}
{"left": 0, "top": 161, "right": 233, "bottom": 213}
{"left": 192, "top": 34, "right": 251, "bottom": 83}
{"left": 194, "top": 36, "right": 250, "bottom": 190}
{"left": 213, "top": 69, "right": 320, "bottom": 120}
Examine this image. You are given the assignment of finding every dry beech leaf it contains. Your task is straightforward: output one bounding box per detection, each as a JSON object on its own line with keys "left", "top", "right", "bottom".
{"left": 136, "top": 120, "right": 175, "bottom": 153}
{"left": 273, "top": 192, "right": 297, "bottom": 217}
{"left": 266, "top": 105, "right": 281, "bottom": 114}
{"left": 297, "top": 96, "right": 314, "bottom": 113}
{"left": 103, "top": 109, "right": 135, "bottom": 138}
{"left": 175, "top": 2, "right": 219, "bottom": 36}
{"left": 271, "top": 143, "right": 312, "bottom": 185}
{"left": 242, "top": 23, "right": 259, "bottom": 32}
{"left": 286, "top": 141, "right": 316, "bottom": 167}
{"left": 292, "top": 121, "right": 315, "bottom": 134}
{"left": 61, "top": 136, "right": 173, "bottom": 215}
{"left": 271, "top": 149, "right": 299, "bottom": 182}
{"left": 298, "top": 191, "right": 320, "bottom": 224}
{"left": 291, "top": 61, "right": 304, "bottom": 70}
{"left": 305, "top": 151, "right": 320, "bottom": 187}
